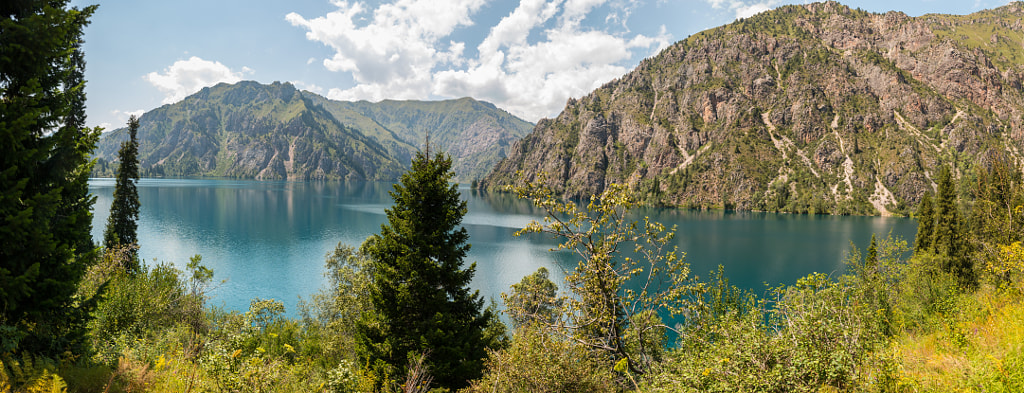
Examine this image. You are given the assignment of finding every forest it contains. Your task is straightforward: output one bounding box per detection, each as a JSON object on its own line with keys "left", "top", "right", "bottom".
{"left": 4, "top": 1, "right": 1024, "bottom": 392}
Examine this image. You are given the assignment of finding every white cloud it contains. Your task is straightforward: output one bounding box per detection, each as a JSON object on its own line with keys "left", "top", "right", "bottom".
{"left": 144, "top": 56, "right": 252, "bottom": 104}
{"left": 291, "top": 81, "right": 325, "bottom": 95}
{"left": 705, "top": 0, "right": 779, "bottom": 20}
{"left": 285, "top": 0, "right": 484, "bottom": 97}
{"left": 100, "top": 109, "right": 146, "bottom": 131}
{"left": 288, "top": 0, "right": 669, "bottom": 122}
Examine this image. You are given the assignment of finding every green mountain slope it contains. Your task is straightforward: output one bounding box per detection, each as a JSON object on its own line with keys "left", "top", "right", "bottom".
{"left": 307, "top": 96, "right": 534, "bottom": 182}
{"left": 481, "top": 1, "right": 1024, "bottom": 215}
{"left": 93, "top": 81, "right": 533, "bottom": 182}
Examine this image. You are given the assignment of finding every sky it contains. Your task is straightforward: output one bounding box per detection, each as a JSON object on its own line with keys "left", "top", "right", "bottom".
{"left": 72, "top": 0, "right": 1016, "bottom": 130}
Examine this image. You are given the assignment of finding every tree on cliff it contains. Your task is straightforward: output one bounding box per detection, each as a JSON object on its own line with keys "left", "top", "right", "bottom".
{"left": 356, "top": 148, "right": 504, "bottom": 390}
{"left": 104, "top": 115, "right": 142, "bottom": 270}
{"left": 0, "top": 0, "right": 100, "bottom": 352}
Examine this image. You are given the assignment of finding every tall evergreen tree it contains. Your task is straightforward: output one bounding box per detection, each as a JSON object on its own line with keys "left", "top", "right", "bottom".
{"left": 866, "top": 233, "right": 878, "bottom": 268}
{"left": 932, "top": 165, "right": 975, "bottom": 288}
{"left": 914, "top": 191, "right": 935, "bottom": 252}
{"left": 104, "top": 115, "right": 141, "bottom": 269}
{"left": 356, "top": 148, "right": 501, "bottom": 390}
{"left": 0, "top": 0, "right": 100, "bottom": 352}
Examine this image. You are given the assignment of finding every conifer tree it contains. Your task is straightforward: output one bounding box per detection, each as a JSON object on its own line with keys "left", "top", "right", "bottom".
{"left": 914, "top": 192, "right": 935, "bottom": 252}
{"left": 356, "top": 148, "right": 502, "bottom": 390}
{"left": 866, "top": 233, "right": 878, "bottom": 267}
{"left": 104, "top": 115, "right": 142, "bottom": 270}
{"left": 932, "top": 165, "right": 975, "bottom": 288}
{"left": 0, "top": 0, "right": 100, "bottom": 352}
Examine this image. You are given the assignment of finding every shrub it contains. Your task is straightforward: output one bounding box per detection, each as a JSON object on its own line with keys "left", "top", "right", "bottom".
{"left": 465, "top": 325, "right": 620, "bottom": 393}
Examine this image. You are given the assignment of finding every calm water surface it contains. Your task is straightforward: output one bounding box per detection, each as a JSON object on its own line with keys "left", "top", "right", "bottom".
{"left": 89, "top": 178, "right": 917, "bottom": 314}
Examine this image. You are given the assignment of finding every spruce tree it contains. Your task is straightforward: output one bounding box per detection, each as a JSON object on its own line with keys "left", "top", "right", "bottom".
{"left": 0, "top": 0, "right": 100, "bottom": 352}
{"left": 932, "top": 165, "right": 975, "bottom": 288}
{"left": 357, "top": 148, "right": 501, "bottom": 390}
{"left": 914, "top": 191, "right": 935, "bottom": 252}
{"left": 866, "top": 233, "right": 878, "bottom": 267}
{"left": 104, "top": 115, "right": 142, "bottom": 270}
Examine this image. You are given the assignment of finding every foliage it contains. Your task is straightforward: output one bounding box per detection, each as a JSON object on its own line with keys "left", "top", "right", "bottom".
{"left": 465, "top": 325, "right": 620, "bottom": 393}
{"left": 103, "top": 116, "right": 141, "bottom": 269}
{"left": 0, "top": 0, "right": 100, "bottom": 355}
{"left": 988, "top": 242, "right": 1024, "bottom": 287}
{"left": 0, "top": 355, "right": 67, "bottom": 393}
{"left": 647, "top": 235, "right": 908, "bottom": 392}
{"left": 969, "top": 155, "right": 1024, "bottom": 287}
{"left": 88, "top": 256, "right": 210, "bottom": 365}
{"left": 357, "top": 149, "right": 505, "bottom": 390}
{"left": 502, "top": 267, "right": 561, "bottom": 328}
{"left": 913, "top": 165, "right": 976, "bottom": 289}
{"left": 914, "top": 192, "right": 935, "bottom": 252}
{"left": 200, "top": 300, "right": 308, "bottom": 393}
{"left": 508, "top": 176, "right": 697, "bottom": 375}
{"left": 299, "top": 243, "right": 374, "bottom": 363}
{"left": 886, "top": 283, "right": 1024, "bottom": 391}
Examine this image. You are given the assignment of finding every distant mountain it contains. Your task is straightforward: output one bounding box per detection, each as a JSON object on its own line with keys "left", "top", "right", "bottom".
{"left": 481, "top": 1, "right": 1024, "bottom": 215}
{"left": 92, "top": 81, "right": 533, "bottom": 182}
{"left": 308, "top": 95, "right": 534, "bottom": 182}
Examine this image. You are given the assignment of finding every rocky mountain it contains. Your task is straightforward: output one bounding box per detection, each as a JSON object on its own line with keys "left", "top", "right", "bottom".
{"left": 308, "top": 96, "right": 533, "bottom": 182}
{"left": 481, "top": 1, "right": 1024, "bottom": 215}
{"left": 92, "top": 81, "right": 533, "bottom": 182}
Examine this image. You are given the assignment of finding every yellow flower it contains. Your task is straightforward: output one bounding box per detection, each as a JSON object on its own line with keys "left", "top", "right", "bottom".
{"left": 284, "top": 343, "right": 295, "bottom": 353}
{"left": 702, "top": 368, "right": 710, "bottom": 376}
{"left": 231, "top": 349, "right": 242, "bottom": 358}
{"left": 154, "top": 354, "right": 167, "bottom": 371}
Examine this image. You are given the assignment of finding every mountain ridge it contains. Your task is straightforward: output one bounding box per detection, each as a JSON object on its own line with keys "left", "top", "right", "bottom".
{"left": 481, "top": 1, "right": 1024, "bottom": 215}
{"left": 92, "top": 81, "right": 534, "bottom": 182}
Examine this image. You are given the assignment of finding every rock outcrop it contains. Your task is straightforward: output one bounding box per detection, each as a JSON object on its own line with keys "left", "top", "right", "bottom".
{"left": 93, "top": 81, "right": 533, "bottom": 182}
{"left": 481, "top": 1, "right": 1024, "bottom": 215}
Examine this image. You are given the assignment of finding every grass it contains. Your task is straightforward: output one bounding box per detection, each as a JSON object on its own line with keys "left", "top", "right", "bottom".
{"left": 886, "top": 284, "right": 1024, "bottom": 391}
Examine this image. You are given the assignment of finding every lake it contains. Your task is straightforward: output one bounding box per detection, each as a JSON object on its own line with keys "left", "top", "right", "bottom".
{"left": 89, "top": 178, "right": 918, "bottom": 315}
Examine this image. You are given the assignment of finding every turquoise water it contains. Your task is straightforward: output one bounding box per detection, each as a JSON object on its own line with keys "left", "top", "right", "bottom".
{"left": 89, "top": 178, "right": 917, "bottom": 314}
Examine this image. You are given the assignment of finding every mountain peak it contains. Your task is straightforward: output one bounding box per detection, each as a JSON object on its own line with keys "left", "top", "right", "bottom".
{"left": 482, "top": 2, "right": 1024, "bottom": 216}
{"left": 93, "top": 81, "right": 533, "bottom": 182}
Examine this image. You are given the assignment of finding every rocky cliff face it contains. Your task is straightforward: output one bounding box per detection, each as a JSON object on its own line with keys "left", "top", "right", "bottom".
{"left": 481, "top": 1, "right": 1024, "bottom": 215}
{"left": 93, "top": 81, "right": 533, "bottom": 181}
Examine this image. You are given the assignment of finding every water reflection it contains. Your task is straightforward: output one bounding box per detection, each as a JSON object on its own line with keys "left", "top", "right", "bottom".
{"left": 90, "top": 179, "right": 916, "bottom": 315}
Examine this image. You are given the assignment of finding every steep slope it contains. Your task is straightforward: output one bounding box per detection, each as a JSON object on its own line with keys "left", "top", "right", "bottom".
{"left": 482, "top": 1, "right": 1024, "bottom": 215}
{"left": 95, "top": 81, "right": 403, "bottom": 180}
{"left": 94, "top": 82, "right": 534, "bottom": 182}
{"left": 308, "top": 96, "right": 534, "bottom": 182}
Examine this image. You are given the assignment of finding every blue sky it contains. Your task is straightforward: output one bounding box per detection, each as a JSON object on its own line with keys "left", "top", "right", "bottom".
{"left": 73, "top": 0, "right": 1016, "bottom": 130}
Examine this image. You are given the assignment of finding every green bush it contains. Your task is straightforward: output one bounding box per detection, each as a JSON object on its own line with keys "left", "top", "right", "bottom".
{"left": 465, "top": 325, "right": 620, "bottom": 393}
{"left": 87, "top": 255, "right": 210, "bottom": 365}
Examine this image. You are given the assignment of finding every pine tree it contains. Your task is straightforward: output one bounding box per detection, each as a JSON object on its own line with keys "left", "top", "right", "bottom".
{"left": 0, "top": 0, "right": 100, "bottom": 352}
{"left": 104, "top": 115, "right": 141, "bottom": 270}
{"left": 914, "top": 192, "right": 935, "bottom": 252}
{"left": 356, "top": 149, "right": 502, "bottom": 390}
